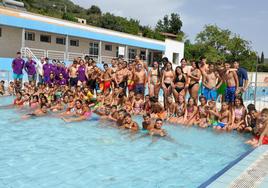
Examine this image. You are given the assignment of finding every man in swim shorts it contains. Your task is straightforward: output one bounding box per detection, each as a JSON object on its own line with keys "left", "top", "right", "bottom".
{"left": 224, "top": 62, "right": 238, "bottom": 103}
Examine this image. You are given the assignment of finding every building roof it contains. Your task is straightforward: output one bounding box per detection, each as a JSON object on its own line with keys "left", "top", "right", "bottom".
{"left": 0, "top": 6, "right": 167, "bottom": 51}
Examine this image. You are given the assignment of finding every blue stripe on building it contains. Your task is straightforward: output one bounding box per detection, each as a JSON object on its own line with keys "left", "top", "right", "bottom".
{"left": 0, "top": 14, "right": 165, "bottom": 51}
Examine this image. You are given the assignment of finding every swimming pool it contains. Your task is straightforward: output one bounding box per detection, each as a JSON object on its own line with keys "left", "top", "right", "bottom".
{"left": 0, "top": 97, "right": 251, "bottom": 188}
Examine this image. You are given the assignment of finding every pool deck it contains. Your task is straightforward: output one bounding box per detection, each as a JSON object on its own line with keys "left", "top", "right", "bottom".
{"left": 202, "top": 145, "right": 268, "bottom": 188}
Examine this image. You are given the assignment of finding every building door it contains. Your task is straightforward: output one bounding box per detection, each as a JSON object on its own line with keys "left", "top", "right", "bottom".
{"left": 173, "top": 53, "right": 179, "bottom": 64}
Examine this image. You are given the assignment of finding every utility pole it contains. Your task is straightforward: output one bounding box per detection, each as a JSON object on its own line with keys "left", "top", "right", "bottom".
{"left": 254, "top": 54, "right": 259, "bottom": 105}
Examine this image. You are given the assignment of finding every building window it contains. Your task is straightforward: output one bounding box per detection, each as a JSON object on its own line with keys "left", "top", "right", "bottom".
{"left": 128, "top": 48, "right": 137, "bottom": 60}
{"left": 140, "top": 50, "right": 146, "bottom": 60}
{"left": 25, "top": 32, "right": 35, "bottom": 41}
{"left": 105, "top": 44, "right": 112, "bottom": 51}
{"left": 89, "top": 42, "right": 99, "bottom": 56}
{"left": 40, "top": 35, "right": 51, "bottom": 43}
{"left": 0, "top": 28, "right": 2, "bottom": 37}
{"left": 70, "top": 39, "right": 79, "bottom": 47}
{"left": 56, "top": 37, "right": 66, "bottom": 45}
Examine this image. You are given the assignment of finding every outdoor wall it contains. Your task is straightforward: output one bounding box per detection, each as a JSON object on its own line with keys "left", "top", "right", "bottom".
{"left": 101, "top": 42, "right": 117, "bottom": 58}
{"left": 164, "top": 39, "right": 184, "bottom": 65}
{"left": 0, "top": 25, "right": 22, "bottom": 58}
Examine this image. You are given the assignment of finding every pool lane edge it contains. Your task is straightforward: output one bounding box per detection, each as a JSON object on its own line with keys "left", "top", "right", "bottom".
{"left": 198, "top": 148, "right": 255, "bottom": 188}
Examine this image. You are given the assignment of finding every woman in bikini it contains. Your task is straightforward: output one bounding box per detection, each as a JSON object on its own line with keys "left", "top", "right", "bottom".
{"left": 148, "top": 61, "right": 161, "bottom": 97}
{"left": 188, "top": 61, "right": 201, "bottom": 104}
{"left": 161, "top": 62, "right": 175, "bottom": 108}
{"left": 172, "top": 66, "right": 187, "bottom": 101}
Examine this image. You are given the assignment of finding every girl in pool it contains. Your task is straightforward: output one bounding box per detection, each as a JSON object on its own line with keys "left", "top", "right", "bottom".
{"left": 148, "top": 61, "right": 161, "bottom": 97}
{"left": 214, "top": 102, "right": 231, "bottom": 130}
{"left": 30, "top": 95, "right": 39, "bottom": 109}
{"left": 197, "top": 96, "right": 209, "bottom": 128}
{"left": 62, "top": 101, "right": 92, "bottom": 122}
{"left": 231, "top": 97, "right": 246, "bottom": 131}
{"left": 166, "top": 96, "right": 177, "bottom": 122}
{"left": 172, "top": 95, "right": 187, "bottom": 124}
{"left": 183, "top": 97, "right": 198, "bottom": 126}
{"left": 14, "top": 91, "right": 24, "bottom": 107}
{"left": 143, "top": 95, "right": 151, "bottom": 115}
{"left": 172, "top": 66, "right": 187, "bottom": 101}
{"left": 132, "top": 93, "right": 144, "bottom": 115}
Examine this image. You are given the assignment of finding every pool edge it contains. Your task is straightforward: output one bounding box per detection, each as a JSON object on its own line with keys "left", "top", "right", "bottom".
{"left": 198, "top": 148, "right": 255, "bottom": 188}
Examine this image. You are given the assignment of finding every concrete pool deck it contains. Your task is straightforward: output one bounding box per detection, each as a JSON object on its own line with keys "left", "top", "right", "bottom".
{"left": 202, "top": 145, "right": 268, "bottom": 188}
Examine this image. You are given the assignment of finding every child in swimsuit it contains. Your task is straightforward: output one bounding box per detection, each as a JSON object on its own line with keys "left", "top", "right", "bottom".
{"left": 166, "top": 96, "right": 177, "bottom": 122}
{"left": 169, "top": 95, "right": 186, "bottom": 124}
{"left": 183, "top": 97, "right": 198, "bottom": 126}
{"left": 215, "top": 102, "right": 231, "bottom": 130}
{"left": 207, "top": 101, "right": 219, "bottom": 127}
{"left": 197, "top": 96, "right": 209, "bottom": 128}
{"left": 231, "top": 97, "right": 246, "bottom": 131}
{"left": 132, "top": 93, "right": 144, "bottom": 115}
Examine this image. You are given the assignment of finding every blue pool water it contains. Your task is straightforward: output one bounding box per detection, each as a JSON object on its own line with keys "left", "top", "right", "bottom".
{"left": 0, "top": 97, "right": 251, "bottom": 188}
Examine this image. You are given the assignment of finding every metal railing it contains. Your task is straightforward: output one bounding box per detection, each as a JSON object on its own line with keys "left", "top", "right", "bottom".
{"left": 47, "top": 50, "right": 65, "bottom": 61}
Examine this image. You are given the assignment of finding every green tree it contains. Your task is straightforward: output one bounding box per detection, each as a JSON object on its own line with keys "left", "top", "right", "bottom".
{"left": 155, "top": 13, "right": 184, "bottom": 40}
{"left": 185, "top": 25, "right": 257, "bottom": 71}
{"left": 62, "top": 12, "right": 77, "bottom": 22}
{"left": 87, "top": 5, "right": 101, "bottom": 15}
{"left": 260, "top": 51, "right": 264, "bottom": 64}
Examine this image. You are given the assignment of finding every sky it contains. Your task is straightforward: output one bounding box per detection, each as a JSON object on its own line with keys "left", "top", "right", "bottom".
{"left": 73, "top": 0, "right": 268, "bottom": 56}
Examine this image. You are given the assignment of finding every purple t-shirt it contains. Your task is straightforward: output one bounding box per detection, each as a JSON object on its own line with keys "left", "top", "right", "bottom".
{"left": 78, "top": 65, "right": 87, "bottom": 82}
{"left": 46, "top": 78, "right": 55, "bottom": 85}
{"left": 57, "top": 78, "right": 67, "bottom": 86}
{"left": 12, "top": 58, "right": 25, "bottom": 74}
{"left": 25, "top": 60, "right": 36, "bottom": 75}
{"left": 43, "top": 63, "right": 53, "bottom": 77}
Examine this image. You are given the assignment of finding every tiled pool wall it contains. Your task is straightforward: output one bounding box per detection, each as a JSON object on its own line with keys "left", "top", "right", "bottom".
{"left": 199, "top": 145, "right": 268, "bottom": 188}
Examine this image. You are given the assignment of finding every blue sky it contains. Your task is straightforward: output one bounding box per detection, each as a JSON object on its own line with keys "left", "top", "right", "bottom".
{"left": 73, "top": 0, "right": 268, "bottom": 56}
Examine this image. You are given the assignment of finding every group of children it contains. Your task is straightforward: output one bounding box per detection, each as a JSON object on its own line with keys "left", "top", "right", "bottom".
{"left": 1, "top": 54, "right": 268, "bottom": 145}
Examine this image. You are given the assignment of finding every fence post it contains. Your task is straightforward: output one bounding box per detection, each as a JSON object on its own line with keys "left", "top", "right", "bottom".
{"left": 254, "top": 56, "right": 258, "bottom": 105}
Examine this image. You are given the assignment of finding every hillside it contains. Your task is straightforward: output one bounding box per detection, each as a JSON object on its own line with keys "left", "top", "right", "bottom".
{"left": 13, "top": 0, "right": 183, "bottom": 41}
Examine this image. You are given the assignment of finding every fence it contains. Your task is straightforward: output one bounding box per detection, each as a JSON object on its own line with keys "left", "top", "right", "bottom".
{"left": 243, "top": 82, "right": 268, "bottom": 110}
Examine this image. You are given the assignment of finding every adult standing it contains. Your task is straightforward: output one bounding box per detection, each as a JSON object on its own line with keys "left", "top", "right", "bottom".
{"left": 12, "top": 52, "right": 25, "bottom": 85}
{"left": 37, "top": 57, "right": 46, "bottom": 84}
{"left": 24, "top": 56, "right": 37, "bottom": 84}
{"left": 43, "top": 58, "right": 53, "bottom": 84}
{"left": 233, "top": 61, "right": 249, "bottom": 95}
